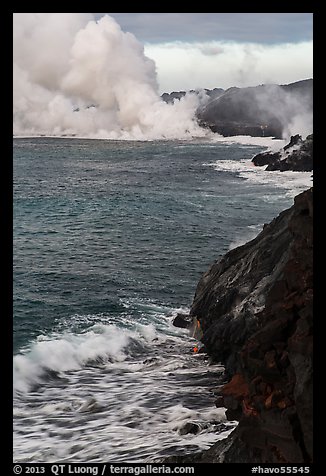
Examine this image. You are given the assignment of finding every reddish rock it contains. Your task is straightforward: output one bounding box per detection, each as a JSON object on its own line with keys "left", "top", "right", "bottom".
{"left": 222, "top": 373, "right": 249, "bottom": 399}
{"left": 189, "top": 188, "right": 313, "bottom": 463}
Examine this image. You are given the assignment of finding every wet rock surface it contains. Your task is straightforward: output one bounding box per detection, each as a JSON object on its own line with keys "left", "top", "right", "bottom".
{"left": 166, "top": 188, "right": 313, "bottom": 463}
{"left": 252, "top": 134, "right": 313, "bottom": 172}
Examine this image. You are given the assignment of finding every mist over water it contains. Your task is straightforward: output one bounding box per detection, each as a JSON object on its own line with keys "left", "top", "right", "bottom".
{"left": 13, "top": 13, "right": 210, "bottom": 140}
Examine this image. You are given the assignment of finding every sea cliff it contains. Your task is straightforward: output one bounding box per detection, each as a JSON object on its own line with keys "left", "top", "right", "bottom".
{"left": 168, "top": 188, "right": 313, "bottom": 463}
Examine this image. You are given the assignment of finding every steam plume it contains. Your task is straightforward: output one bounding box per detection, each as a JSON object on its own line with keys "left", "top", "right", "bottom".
{"left": 13, "top": 13, "right": 209, "bottom": 140}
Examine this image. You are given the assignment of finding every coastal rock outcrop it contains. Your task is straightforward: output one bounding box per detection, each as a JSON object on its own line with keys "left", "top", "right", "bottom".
{"left": 167, "top": 188, "right": 313, "bottom": 463}
{"left": 252, "top": 134, "right": 313, "bottom": 172}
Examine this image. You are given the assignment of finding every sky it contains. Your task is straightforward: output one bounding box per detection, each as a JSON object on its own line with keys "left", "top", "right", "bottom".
{"left": 97, "top": 13, "right": 313, "bottom": 93}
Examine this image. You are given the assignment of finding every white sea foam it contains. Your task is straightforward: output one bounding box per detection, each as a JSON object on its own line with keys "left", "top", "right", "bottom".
{"left": 207, "top": 158, "right": 312, "bottom": 198}
{"left": 13, "top": 324, "right": 131, "bottom": 393}
{"left": 213, "top": 135, "right": 286, "bottom": 150}
{"left": 14, "top": 306, "right": 233, "bottom": 462}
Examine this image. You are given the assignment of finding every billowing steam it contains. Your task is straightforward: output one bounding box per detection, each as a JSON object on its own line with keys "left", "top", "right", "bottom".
{"left": 253, "top": 84, "right": 313, "bottom": 139}
{"left": 13, "top": 13, "right": 209, "bottom": 140}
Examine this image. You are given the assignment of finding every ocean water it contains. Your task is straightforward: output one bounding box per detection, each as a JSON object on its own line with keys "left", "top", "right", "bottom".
{"left": 13, "top": 137, "right": 312, "bottom": 462}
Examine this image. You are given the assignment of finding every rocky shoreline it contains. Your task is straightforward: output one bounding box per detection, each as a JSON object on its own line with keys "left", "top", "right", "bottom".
{"left": 252, "top": 134, "right": 313, "bottom": 172}
{"left": 167, "top": 188, "right": 313, "bottom": 463}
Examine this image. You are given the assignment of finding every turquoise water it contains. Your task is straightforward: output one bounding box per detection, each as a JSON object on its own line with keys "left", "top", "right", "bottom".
{"left": 13, "top": 137, "right": 311, "bottom": 462}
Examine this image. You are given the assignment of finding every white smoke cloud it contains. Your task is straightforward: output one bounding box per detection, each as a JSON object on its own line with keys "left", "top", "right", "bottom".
{"left": 252, "top": 84, "right": 313, "bottom": 139}
{"left": 13, "top": 13, "right": 209, "bottom": 140}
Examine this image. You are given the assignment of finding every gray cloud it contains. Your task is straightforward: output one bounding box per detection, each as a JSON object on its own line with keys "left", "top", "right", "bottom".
{"left": 144, "top": 40, "right": 313, "bottom": 93}
{"left": 94, "top": 13, "right": 313, "bottom": 44}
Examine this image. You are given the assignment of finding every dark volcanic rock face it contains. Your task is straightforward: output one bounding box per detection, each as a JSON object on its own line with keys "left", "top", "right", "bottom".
{"left": 250, "top": 151, "right": 282, "bottom": 167}
{"left": 252, "top": 134, "right": 313, "bottom": 172}
{"left": 188, "top": 188, "right": 313, "bottom": 463}
{"left": 161, "top": 88, "right": 224, "bottom": 104}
